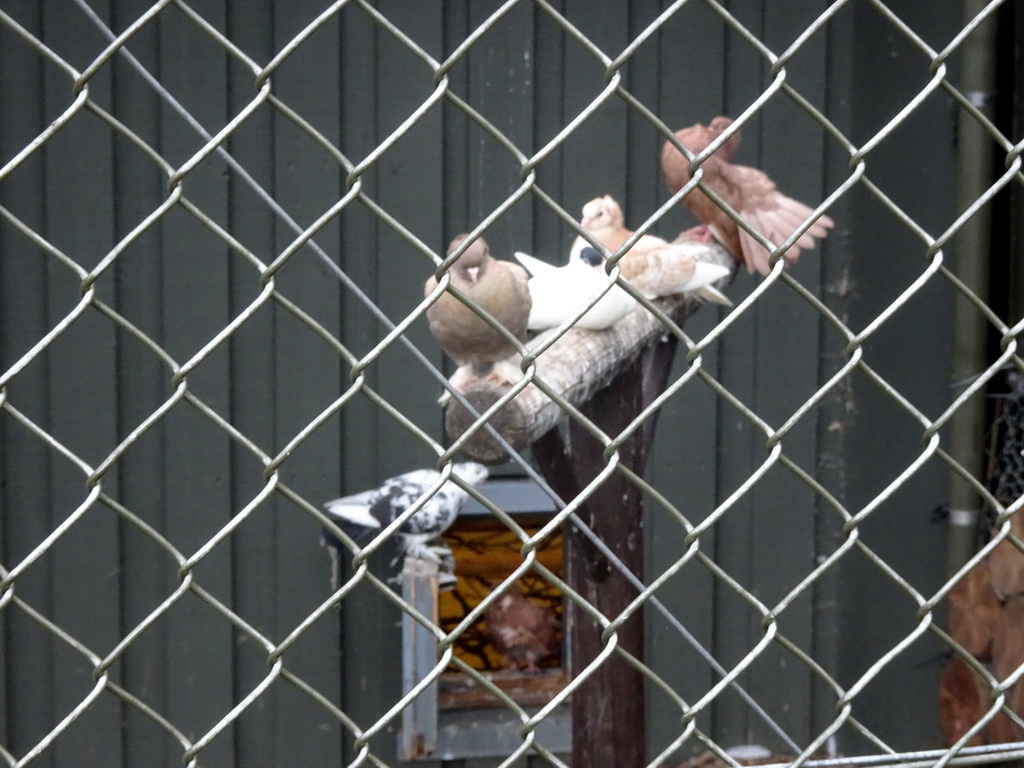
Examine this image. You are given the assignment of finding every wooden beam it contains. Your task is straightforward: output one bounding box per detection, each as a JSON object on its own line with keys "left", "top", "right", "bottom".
{"left": 400, "top": 557, "right": 441, "bottom": 760}
{"left": 532, "top": 333, "right": 680, "bottom": 768}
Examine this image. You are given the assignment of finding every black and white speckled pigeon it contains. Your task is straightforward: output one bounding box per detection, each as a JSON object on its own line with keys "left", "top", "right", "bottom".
{"left": 322, "top": 462, "right": 488, "bottom": 563}
{"left": 431, "top": 540, "right": 459, "bottom": 592}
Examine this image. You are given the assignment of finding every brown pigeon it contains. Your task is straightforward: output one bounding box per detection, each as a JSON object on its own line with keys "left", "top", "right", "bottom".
{"left": 484, "top": 582, "right": 559, "bottom": 674}
{"left": 938, "top": 654, "right": 988, "bottom": 748}
{"left": 660, "top": 116, "right": 834, "bottom": 275}
{"left": 948, "top": 562, "right": 1002, "bottom": 660}
{"left": 987, "top": 511, "right": 1024, "bottom": 599}
{"left": 571, "top": 195, "right": 731, "bottom": 305}
{"left": 988, "top": 595, "right": 1024, "bottom": 743}
{"left": 425, "top": 234, "right": 531, "bottom": 393}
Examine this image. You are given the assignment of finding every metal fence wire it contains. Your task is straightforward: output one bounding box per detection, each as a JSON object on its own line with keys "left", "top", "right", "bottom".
{"left": 0, "top": 1, "right": 1023, "bottom": 767}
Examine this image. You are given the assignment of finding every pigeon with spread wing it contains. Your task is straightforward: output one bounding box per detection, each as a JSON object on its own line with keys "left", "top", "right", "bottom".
{"left": 661, "top": 116, "right": 833, "bottom": 275}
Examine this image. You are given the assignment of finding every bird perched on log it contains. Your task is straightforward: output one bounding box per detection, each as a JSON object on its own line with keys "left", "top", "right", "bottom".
{"left": 660, "top": 116, "right": 834, "bottom": 275}
{"left": 484, "top": 582, "right": 559, "bottom": 674}
{"left": 425, "top": 234, "right": 531, "bottom": 396}
{"left": 321, "top": 462, "right": 488, "bottom": 567}
{"left": 513, "top": 248, "right": 638, "bottom": 331}
{"left": 571, "top": 195, "right": 732, "bottom": 305}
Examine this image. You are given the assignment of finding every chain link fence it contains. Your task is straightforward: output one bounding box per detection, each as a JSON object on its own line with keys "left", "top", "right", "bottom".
{"left": 0, "top": 1, "right": 1022, "bottom": 767}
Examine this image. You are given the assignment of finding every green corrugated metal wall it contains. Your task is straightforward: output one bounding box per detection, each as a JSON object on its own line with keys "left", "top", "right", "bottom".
{"left": 0, "top": 0, "right": 982, "bottom": 765}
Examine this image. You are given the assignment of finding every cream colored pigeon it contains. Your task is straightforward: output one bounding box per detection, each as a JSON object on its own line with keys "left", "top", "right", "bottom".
{"left": 661, "top": 116, "right": 834, "bottom": 275}
{"left": 571, "top": 195, "right": 732, "bottom": 305}
{"left": 425, "top": 234, "right": 531, "bottom": 393}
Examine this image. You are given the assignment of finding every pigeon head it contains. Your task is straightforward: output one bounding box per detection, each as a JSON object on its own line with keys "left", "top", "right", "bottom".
{"left": 707, "top": 116, "right": 740, "bottom": 160}
{"left": 579, "top": 195, "right": 624, "bottom": 233}
{"left": 445, "top": 234, "right": 490, "bottom": 284}
{"left": 709, "top": 115, "right": 734, "bottom": 134}
{"left": 676, "top": 117, "right": 740, "bottom": 163}
{"left": 579, "top": 246, "right": 604, "bottom": 268}
{"left": 450, "top": 461, "right": 489, "bottom": 487}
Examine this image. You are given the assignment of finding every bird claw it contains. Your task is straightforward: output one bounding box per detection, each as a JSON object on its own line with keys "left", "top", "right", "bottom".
{"left": 403, "top": 541, "right": 450, "bottom": 565}
{"left": 486, "top": 358, "right": 525, "bottom": 388}
{"left": 438, "top": 365, "right": 478, "bottom": 404}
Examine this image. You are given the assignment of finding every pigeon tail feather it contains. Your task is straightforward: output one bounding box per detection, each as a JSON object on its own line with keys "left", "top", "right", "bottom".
{"left": 323, "top": 500, "right": 381, "bottom": 529}
{"left": 513, "top": 251, "right": 559, "bottom": 276}
{"left": 693, "top": 285, "right": 733, "bottom": 306}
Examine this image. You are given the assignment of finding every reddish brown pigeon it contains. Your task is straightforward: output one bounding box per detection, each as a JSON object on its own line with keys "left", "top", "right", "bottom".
{"left": 661, "top": 116, "right": 834, "bottom": 275}
{"left": 484, "top": 583, "right": 558, "bottom": 674}
{"left": 425, "top": 234, "right": 531, "bottom": 394}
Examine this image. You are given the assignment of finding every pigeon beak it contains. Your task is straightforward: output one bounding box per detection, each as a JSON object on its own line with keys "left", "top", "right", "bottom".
{"left": 466, "top": 266, "right": 480, "bottom": 283}
{"left": 580, "top": 216, "right": 593, "bottom": 229}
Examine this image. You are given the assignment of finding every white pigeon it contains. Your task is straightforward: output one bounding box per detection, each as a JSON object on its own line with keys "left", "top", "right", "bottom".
{"left": 322, "top": 462, "right": 488, "bottom": 564}
{"left": 514, "top": 249, "right": 638, "bottom": 331}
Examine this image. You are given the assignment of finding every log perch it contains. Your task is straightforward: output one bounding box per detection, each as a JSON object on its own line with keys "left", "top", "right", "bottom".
{"left": 444, "top": 239, "right": 735, "bottom": 463}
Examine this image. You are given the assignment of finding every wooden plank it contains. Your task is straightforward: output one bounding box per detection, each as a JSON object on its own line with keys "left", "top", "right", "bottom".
{"left": 268, "top": 1, "right": 345, "bottom": 765}
{"left": 739, "top": 0, "right": 833, "bottom": 748}
{"left": 368, "top": 1, "right": 445, "bottom": 475}
{"left": 645, "top": 2, "right": 728, "bottom": 758}
{"left": 361, "top": 5, "right": 446, "bottom": 761}
{"left": 37, "top": 2, "right": 124, "bottom": 764}
{"left": 830, "top": 0, "right": 959, "bottom": 749}
{"left": 157, "top": 6, "right": 235, "bottom": 764}
{"left": 335, "top": 2, "right": 449, "bottom": 764}
{"left": 712, "top": 2, "right": 771, "bottom": 749}
{"left": 400, "top": 558, "right": 440, "bottom": 759}
{"left": 442, "top": 0, "right": 471, "bottom": 275}
{"left": 106, "top": 1, "right": 177, "bottom": 765}
{"left": 533, "top": 336, "right": 680, "bottom": 768}
{"left": 337, "top": 4, "right": 381, "bottom": 763}
{"left": 560, "top": 0, "right": 629, "bottom": 239}
{"left": 445, "top": 279, "right": 731, "bottom": 462}
{"left": 808, "top": 4, "right": 855, "bottom": 742}
{"left": 623, "top": 1, "right": 665, "bottom": 228}
{"left": 530, "top": 0, "right": 567, "bottom": 256}
{"left": 439, "top": 670, "right": 568, "bottom": 710}
{"left": 461, "top": 0, "right": 534, "bottom": 259}
{"left": 221, "top": 2, "right": 278, "bottom": 766}
{"left": 0, "top": 4, "right": 56, "bottom": 760}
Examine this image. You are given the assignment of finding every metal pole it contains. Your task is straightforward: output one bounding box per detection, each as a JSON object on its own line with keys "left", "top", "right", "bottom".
{"left": 945, "top": 0, "right": 1000, "bottom": 574}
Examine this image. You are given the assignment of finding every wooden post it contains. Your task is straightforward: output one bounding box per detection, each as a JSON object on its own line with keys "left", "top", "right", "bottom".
{"left": 533, "top": 335, "right": 679, "bottom": 768}
{"left": 400, "top": 557, "right": 440, "bottom": 760}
